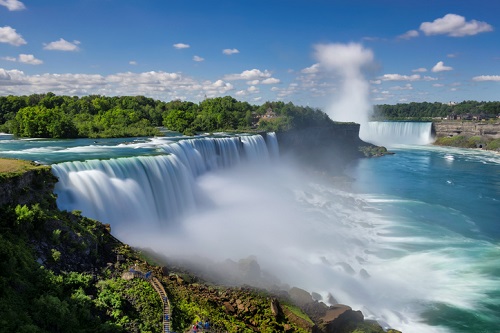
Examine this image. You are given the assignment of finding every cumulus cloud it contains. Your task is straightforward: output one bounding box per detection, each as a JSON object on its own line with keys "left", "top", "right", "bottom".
{"left": 0, "top": 0, "right": 25, "bottom": 11}
{"left": 193, "top": 55, "right": 204, "bottom": 62}
{"left": 0, "top": 68, "right": 237, "bottom": 101}
{"left": 390, "top": 83, "right": 413, "bottom": 90}
{"left": 0, "top": 26, "right": 26, "bottom": 46}
{"left": 301, "top": 63, "right": 320, "bottom": 74}
{"left": 129, "top": 61, "right": 137, "bottom": 65}
{"left": 18, "top": 54, "right": 43, "bottom": 65}
{"left": 222, "top": 48, "right": 239, "bottom": 55}
{"left": 261, "top": 78, "right": 280, "bottom": 85}
{"left": 173, "top": 43, "right": 190, "bottom": 49}
{"left": 1, "top": 56, "right": 16, "bottom": 62}
{"left": 420, "top": 14, "right": 493, "bottom": 37}
{"left": 223, "top": 69, "right": 272, "bottom": 81}
{"left": 0, "top": 68, "right": 12, "bottom": 80}
{"left": 472, "top": 75, "right": 500, "bottom": 82}
{"left": 412, "top": 68, "right": 427, "bottom": 73}
{"left": 247, "top": 85, "right": 259, "bottom": 93}
{"left": 432, "top": 61, "right": 453, "bottom": 72}
{"left": 43, "top": 38, "right": 80, "bottom": 51}
{"left": 380, "top": 74, "right": 421, "bottom": 81}
{"left": 398, "top": 30, "right": 419, "bottom": 39}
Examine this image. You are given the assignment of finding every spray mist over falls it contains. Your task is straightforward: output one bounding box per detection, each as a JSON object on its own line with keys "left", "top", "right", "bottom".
{"left": 314, "top": 43, "right": 374, "bottom": 127}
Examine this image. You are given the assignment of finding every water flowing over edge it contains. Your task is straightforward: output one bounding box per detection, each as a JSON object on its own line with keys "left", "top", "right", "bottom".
{"left": 52, "top": 133, "right": 279, "bottom": 228}
{"left": 360, "top": 121, "right": 435, "bottom": 146}
{"left": 47, "top": 131, "right": 500, "bottom": 333}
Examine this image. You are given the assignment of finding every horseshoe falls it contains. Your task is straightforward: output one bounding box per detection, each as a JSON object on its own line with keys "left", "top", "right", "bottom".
{"left": 1, "top": 131, "right": 499, "bottom": 333}
{"left": 360, "top": 121, "right": 435, "bottom": 146}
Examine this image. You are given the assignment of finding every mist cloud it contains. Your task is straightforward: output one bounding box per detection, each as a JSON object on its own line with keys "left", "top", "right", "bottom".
{"left": 314, "top": 42, "right": 374, "bottom": 126}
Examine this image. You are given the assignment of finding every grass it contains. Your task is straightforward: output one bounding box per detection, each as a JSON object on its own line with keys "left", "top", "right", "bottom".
{"left": 282, "top": 304, "right": 314, "bottom": 325}
{"left": 0, "top": 158, "right": 48, "bottom": 175}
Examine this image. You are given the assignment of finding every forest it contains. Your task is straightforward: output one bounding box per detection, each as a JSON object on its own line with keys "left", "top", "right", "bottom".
{"left": 0, "top": 93, "right": 331, "bottom": 138}
{"left": 373, "top": 101, "right": 500, "bottom": 120}
{"left": 1, "top": 93, "right": 499, "bottom": 139}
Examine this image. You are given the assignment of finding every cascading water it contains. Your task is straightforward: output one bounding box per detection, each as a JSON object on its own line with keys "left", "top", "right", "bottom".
{"left": 3, "top": 129, "right": 493, "bottom": 333}
{"left": 52, "top": 134, "right": 278, "bottom": 234}
{"left": 360, "top": 121, "right": 435, "bottom": 146}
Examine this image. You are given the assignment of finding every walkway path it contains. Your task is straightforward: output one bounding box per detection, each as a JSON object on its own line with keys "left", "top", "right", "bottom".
{"left": 124, "top": 268, "right": 171, "bottom": 333}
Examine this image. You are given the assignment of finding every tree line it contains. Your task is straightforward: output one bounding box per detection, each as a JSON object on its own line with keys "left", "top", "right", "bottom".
{"left": 373, "top": 101, "right": 500, "bottom": 120}
{"left": 0, "top": 93, "right": 333, "bottom": 138}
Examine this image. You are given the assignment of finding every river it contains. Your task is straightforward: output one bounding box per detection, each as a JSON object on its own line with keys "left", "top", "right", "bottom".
{"left": 0, "top": 125, "right": 499, "bottom": 333}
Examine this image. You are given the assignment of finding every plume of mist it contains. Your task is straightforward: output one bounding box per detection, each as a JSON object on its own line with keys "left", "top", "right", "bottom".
{"left": 314, "top": 43, "right": 374, "bottom": 127}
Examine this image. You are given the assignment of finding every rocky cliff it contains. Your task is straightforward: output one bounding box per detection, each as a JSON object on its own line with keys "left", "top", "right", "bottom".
{"left": 433, "top": 121, "right": 500, "bottom": 139}
{"left": 274, "top": 123, "right": 376, "bottom": 175}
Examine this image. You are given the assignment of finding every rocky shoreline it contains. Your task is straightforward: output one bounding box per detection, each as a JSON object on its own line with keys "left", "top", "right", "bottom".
{"left": 432, "top": 120, "right": 500, "bottom": 151}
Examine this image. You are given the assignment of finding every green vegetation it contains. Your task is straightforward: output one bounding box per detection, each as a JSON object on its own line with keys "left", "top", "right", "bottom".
{"left": 0, "top": 93, "right": 334, "bottom": 138}
{"left": 434, "top": 135, "right": 500, "bottom": 151}
{"left": 0, "top": 158, "right": 48, "bottom": 176}
{"left": 373, "top": 101, "right": 500, "bottom": 120}
{"left": 358, "top": 145, "right": 391, "bottom": 157}
{"left": 0, "top": 166, "right": 162, "bottom": 332}
{"left": 0, "top": 162, "right": 399, "bottom": 333}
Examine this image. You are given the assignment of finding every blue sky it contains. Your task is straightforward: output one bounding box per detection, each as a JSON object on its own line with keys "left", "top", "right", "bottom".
{"left": 0, "top": 0, "right": 499, "bottom": 108}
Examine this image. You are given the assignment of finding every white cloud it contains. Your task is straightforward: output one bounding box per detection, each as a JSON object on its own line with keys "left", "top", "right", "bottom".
{"left": 224, "top": 69, "right": 272, "bottom": 81}
{"left": 0, "top": 0, "right": 25, "bottom": 11}
{"left": 380, "top": 74, "right": 421, "bottom": 81}
{"left": 1, "top": 56, "right": 16, "bottom": 62}
{"left": 0, "top": 68, "right": 238, "bottom": 101}
{"left": 222, "top": 48, "right": 239, "bottom": 55}
{"left": 433, "top": 83, "right": 444, "bottom": 87}
{"left": 398, "top": 30, "right": 419, "bottom": 39}
{"left": 0, "top": 26, "right": 26, "bottom": 46}
{"left": 412, "top": 67, "right": 427, "bottom": 73}
{"left": 432, "top": 61, "right": 453, "bottom": 72}
{"left": 423, "top": 76, "right": 438, "bottom": 81}
{"left": 370, "top": 79, "right": 382, "bottom": 85}
{"left": 43, "top": 38, "right": 80, "bottom": 51}
{"left": 472, "top": 75, "right": 500, "bottom": 82}
{"left": 247, "top": 85, "right": 259, "bottom": 93}
{"left": 0, "top": 68, "right": 12, "bottom": 80}
{"left": 420, "top": 14, "right": 493, "bottom": 37}
{"left": 193, "top": 55, "right": 204, "bottom": 62}
{"left": 301, "top": 63, "right": 320, "bottom": 74}
{"left": 18, "top": 54, "right": 43, "bottom": 65}
{"left": 261, "top": 78, "right": 280, "bottom": 85}
{"left": 173, "top": 43, "right": 190, "bottom": 49}
{"left": 447, "top": 53, "right": 458, "bottom": 58}
{"left": 390, "top": 83, "right": 413, "bottom": 91}
{"left": 129, "top": 61, "right": 138, "bottom": 65}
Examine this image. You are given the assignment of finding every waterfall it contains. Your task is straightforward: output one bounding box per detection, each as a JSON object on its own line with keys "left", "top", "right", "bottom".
{"left": 52, "top": 133, "right": 278, "bottom": 231}
{"left": 360, "top": 121, "right": 435, "bottom": 146}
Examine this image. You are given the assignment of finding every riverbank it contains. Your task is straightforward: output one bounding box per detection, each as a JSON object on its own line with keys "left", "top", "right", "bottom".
{"left": 432, "top": 120, "right": 500, "bottom": 151}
